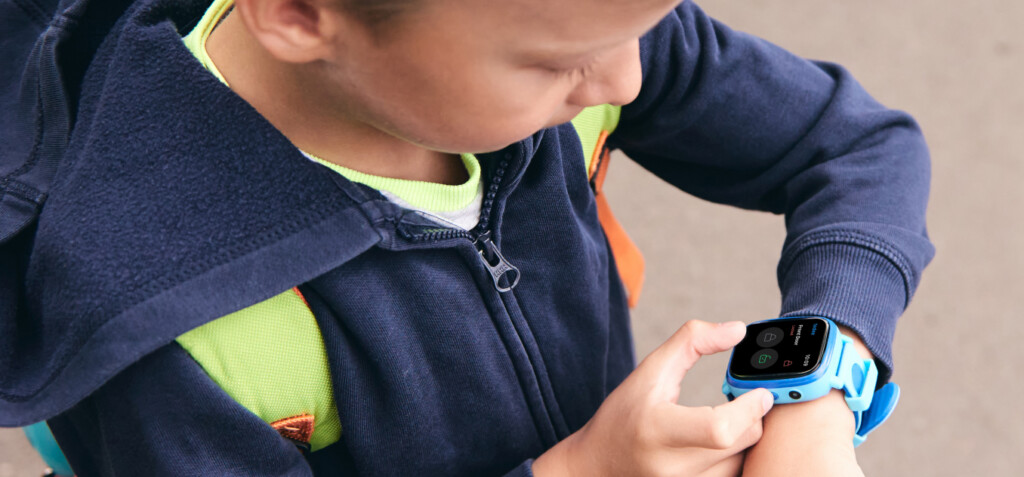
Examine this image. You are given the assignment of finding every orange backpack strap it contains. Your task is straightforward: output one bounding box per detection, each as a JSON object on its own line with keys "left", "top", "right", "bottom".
{"left": 588, "top": 130, "right": 646, "bottom": 308}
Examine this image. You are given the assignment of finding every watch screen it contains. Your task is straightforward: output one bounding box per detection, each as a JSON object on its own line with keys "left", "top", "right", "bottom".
{"left": 728, "top": 318, "right": 829, "bottom": 379}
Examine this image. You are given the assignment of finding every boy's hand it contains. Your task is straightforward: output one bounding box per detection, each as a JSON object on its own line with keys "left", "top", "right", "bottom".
{"left": 740, "top": 327, "right": 871, "bottom": 477}
{"left": 533, "top": 321, "right": 774, "bottom": 477}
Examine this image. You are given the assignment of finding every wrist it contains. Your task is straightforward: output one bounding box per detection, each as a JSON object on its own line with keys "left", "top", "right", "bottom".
{"left": 759, "top": 325, "right": 873, "bottom": 440}
{"left": 763, "top": 389, "right": 856, "bottom": 440}
{"left": 746, "top": 390, "right": 860, "bottom": 477}
{"left": 836, "top": 325, "right": 874, "bottom": 371}
{"left": 734, "top": 319, "right": 876, "bottom": 477}
{"left": 532, "top": 431, "right": 586, "bottom": 477}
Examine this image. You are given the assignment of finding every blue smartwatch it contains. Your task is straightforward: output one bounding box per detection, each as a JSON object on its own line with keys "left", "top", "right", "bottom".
{"left": 722, "top": 316, "right": 900, "bottom": 446}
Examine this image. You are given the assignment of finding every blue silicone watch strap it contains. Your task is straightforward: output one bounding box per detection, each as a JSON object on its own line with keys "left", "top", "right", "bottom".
{"left": 833, "top": 331, "right": 897, "bottom": 446}
{"left": 853, "top": 382, "right": 900, "bottom": 446}
{"left": 834, "top": 332, "right": 877, "bottom": 412}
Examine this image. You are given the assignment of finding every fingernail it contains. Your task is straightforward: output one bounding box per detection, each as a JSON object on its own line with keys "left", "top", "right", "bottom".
{"left": 761, "top": 390, "right": 774, "bottom": 415}
{"left": 721, "top": 321, "right": 745, "bottom": 330}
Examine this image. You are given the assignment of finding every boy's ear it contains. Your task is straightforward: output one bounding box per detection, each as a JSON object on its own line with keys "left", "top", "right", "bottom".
{"left": 234, "top": 0, "right": 343, "bottom": 63}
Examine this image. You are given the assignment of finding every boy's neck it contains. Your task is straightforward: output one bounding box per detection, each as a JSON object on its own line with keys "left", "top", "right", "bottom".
{"left": 205, "top": 12, "right": 468, "bottom": 185}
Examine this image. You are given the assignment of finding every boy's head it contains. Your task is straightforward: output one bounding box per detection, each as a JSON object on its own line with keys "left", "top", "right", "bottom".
{"left": 232, "top": 0, "right": 680, "bottom": 153}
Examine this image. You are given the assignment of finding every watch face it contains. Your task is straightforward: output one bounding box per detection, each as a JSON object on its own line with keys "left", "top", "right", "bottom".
{"left": 729, "top": 318, "right": 830, "bottom": 379}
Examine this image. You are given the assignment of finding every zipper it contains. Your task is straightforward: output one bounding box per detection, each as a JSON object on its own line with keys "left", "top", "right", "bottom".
{"left": 410, "top": 227, "right": 521, "bottom": 293}
{"left": 473, "top": 230, "right": 520, "bottom": 292}
{"left": 409, "top": 152, "right": 521, "bottom": 293}
{"left": 399, "top": 144, "right": 567, "bottom": 444}
{"left": 408, "top": 219, "right": 520, "bottom": 292}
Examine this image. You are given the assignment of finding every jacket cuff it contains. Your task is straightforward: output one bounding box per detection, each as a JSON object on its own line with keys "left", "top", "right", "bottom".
{"left": 777, "top": 241, "right": 908, "bottom": 384}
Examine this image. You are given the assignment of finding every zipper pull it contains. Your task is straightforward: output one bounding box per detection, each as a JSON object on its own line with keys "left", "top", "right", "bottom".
{"left": 474, "top": 232, "right": 520, "bottom": 292}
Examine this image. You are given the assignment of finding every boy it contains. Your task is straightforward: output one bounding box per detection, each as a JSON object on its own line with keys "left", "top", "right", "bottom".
{"left": 0, "top": 0, "right": 933, "bottom": 475}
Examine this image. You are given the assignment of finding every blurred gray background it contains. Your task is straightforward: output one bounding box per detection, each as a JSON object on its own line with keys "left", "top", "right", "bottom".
{"left": 2, "top": 0, "right": 1020, "bottom": 475}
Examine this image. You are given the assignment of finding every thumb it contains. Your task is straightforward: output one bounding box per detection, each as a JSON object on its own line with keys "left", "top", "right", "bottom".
{"left": 636, "top": 320, "right": 747, "bottom": 402}
{"left": 658, "top": 388, "right": 773, "bottom": 449}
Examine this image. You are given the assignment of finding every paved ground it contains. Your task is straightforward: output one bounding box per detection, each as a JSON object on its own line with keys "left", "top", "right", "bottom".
{"left": 2, "top": 0, "right": 1020, "bottom": 475}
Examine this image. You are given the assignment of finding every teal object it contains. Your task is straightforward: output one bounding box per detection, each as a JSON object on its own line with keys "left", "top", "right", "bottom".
{"left": 23, "top": 422, "right": 74, "bottom": 477}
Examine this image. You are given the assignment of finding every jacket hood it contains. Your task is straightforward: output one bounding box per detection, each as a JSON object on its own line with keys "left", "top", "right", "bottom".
{"left": 0, "top": 0, "right": 392, "bottom": 425}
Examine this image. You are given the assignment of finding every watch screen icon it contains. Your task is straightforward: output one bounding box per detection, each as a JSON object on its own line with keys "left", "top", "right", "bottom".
{"left": 755, "top": 327, "right": 785, "bottom": 347}
{"left": 750, "top": 348, "right": 779, "bottom": 369}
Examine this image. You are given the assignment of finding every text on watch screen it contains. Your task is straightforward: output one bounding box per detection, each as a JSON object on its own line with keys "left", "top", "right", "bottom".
{"left": 729, "top": 318, "right": 829, "bottom": 378}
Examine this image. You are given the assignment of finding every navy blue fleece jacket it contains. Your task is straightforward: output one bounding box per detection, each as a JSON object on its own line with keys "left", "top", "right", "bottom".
{"left": 0, "top": 0, "right": 933, "bottom": 475}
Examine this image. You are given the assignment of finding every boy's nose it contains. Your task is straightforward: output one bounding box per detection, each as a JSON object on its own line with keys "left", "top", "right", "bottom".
{"left": 567, "top": 40, "right": 642, "bottom": 108}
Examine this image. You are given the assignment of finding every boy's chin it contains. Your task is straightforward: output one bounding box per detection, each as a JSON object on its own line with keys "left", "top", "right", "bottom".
{"left": 418, "top": 131, "right": 543, "bottom": 155}
{"left": 546, "top": 108, "right": 586, "bottom": 128}
{"left": 409, "top": 117, "right": 578, "bottom": 154}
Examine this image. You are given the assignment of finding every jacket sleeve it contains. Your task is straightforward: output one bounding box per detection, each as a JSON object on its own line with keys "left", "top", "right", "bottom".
{"left": 608, "top": 1, "right": 935, "bottom": 382}
{"left": 46, "top": 343, "right": 313, "bottom": 477}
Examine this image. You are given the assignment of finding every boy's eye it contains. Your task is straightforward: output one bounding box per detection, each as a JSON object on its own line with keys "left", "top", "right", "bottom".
{"left": 549, "top": 66, "right": 582, "bottom": 77}
{"left": 543, "top": 61, "right": 593, "bottom": 79}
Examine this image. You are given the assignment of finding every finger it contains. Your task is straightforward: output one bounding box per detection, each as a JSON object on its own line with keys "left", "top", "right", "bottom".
{"left": 662, "top": 424, "right": 760, "bottom": 477}
{"left": 680, "top": 419, "right": 764, "bottom": 475}
{"left": 727, "top": 411, "right": 764, "bottom": 452}
{"left": 657, "top": 388, "right": 773, "bottom": 449}
{"left": 636, "top": 320, "right": 747, "bottom": 400}
{"left": 699, "top": 451, "right": 745, "bottom": 477}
